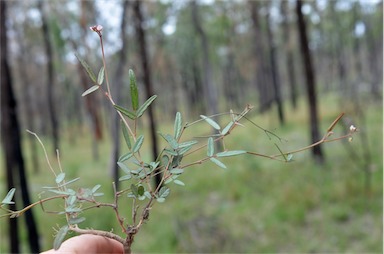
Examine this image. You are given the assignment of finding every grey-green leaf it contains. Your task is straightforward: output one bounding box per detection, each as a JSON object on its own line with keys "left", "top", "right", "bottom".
{"left": 53, "top": 225, "right": 69, "bottom": 250}
{"left": 1, "top": 188, "right": 16, "bottom": 205}
{"left": 216, "top": 150, "right": 246, "bottom": 157}
{"left": 119, "top": 152, "right": 133, "bottom": 162}
{"left": 129, "top": 69, "right": 139, "bottom": 110}
{"left": 221, "top": 121, "right": 234, "bottom": 136}
{"left": 68, "top": 217, "right": 86, "bottom": 225}
{"left": 137, "top": 95, "right": 157, "bottom": 118}
{"left": 174, "top": 179, "right": 185, "bottom": 186}
{"left": 200, "top": 115, "right": 221, "bottom": 130}
{"left": 92, "top": 184, "right": 101, "bottom": 193}
{"left": 114, "top": 105, "right": 136, "bottom": 120}
{"left": 97, "top": 66, "right": 105, "bottom": 85}
{"left": 121, "top": 122, "right": 132, "bottom": 149}
{"left": 174, "top": 112, "right": 182, "bottom": 139}
{"left": 132, "top": 135, "right": 144, "bottom": 153}
{"left": 82, "top": 85, "right": 99, "bottom": 97}
{"left": 207, "top": 137, "right": 214, "bottom": 157}
{"left": 210, "top": 157, "right": 227, "bottom": 169}
{"left": 55, "top": 172, "right": 65, "bottom": 184}
{"left": 75, "top": 53, "right": 97, "bottom": 83}
{"left": 158, "top": 186, "right": 170, "bottom": 198}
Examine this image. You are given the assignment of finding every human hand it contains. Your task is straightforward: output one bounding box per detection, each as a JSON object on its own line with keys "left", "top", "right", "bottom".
{"left": 41, "top": 234, "right": 124, "bottom": 254}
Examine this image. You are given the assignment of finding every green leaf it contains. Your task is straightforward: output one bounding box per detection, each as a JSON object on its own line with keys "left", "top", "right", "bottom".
{"left": 174, "top": 112, "right": 182, "bottom": 139}
{"left": 207, "top": 137, "right": 214, "bottom": 157}
{"left": 156, "top": 197, "right": 165, "bottom": 203}
{"left": 169, "top": 168, "right": 184, "bottom": 175}
{"left": 97, "top": 66, "right": 105, "bottom": 85}
{"left": 66, "top": 195, "right": 76, "bottom": 206}
{"left": 210, "top": 157, "right": 227, "bottom": 169}
{"left": 136, "top": 95, "right": 157, "bottom": 118}
{"left": 55, "top": 173, "right": 65, "bottom": 184}
{"left": 200, "top": 115, "right": 221, "bottom": 130}
{"left": 121, "top": 123, "right": 132, "bottom": 149}
{"left": 58, "top": 177, "right": 80, "bottom": 187}
{"left": 75, "top": 53, "right": 97, "bottom": 83}
{"left": 221, "top": 121, "right": 234, "bottom": 136}
{"left": 119, "top": 174, "right": 132, "bottom": 181}
{"left": 65, "top": 206, "right": 82, "bottom": 213}
{"left": 159, "top": 133, "right": 179, "bottom": 150}
{"left": 68, "top": 217, "right": 86, "bottom": 225}
{"left": 129, "top": 69, "right": 139, "bottom": 110}
{"left": 1, "top": 188, "right": 16, "bottom": 205}
{"left": 132, "top": 135, "right": 144, "bottom": 153}
{"left": 138, "top": 185, "right": 145, "bottom": 196}
{"left": 178, "top": 140, "right": 198, "bottom": 148}
{"left": 119, "top": 152, "right": 133, "bottom": 162}
{"left": 216, "top": 150, "right": 246, "bottom": 157}
{"left": 174, "top": 179, "right": 185, "bottom": 186}
{"left": 117, "top": 162, "right": 131, "bottom": 174}
{"left": 53, "top": 225, "right": 69, "bottom": 250}
{"left": 48, "top": 189, "right": 72, "bottom": 195}
{"left": 158, "top": 186, "right": 170, "bottom": 198}
{"left": 171, "top": 155, "right": 183, "bottom": 168}
{"left": 287, "top": 154, "right": 293, "bottom": 162}
{"left": 114, "top": 105, "right": 136, "bottom": 120}
{"left": 178, "top": 145, "right": 193, "bottom": 155}
{"left": 92, "top": 184, "right": 101, "bottom": 193}
{"left": 131, "top": 184, "right": 138, "bottom": 197}
{"left": 82, "top": 85, "right": 99, "bottom": 97}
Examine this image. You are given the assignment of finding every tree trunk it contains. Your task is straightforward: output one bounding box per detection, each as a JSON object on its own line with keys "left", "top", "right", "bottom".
{"left": 1, "top": 2, "right": 40, "bottom": 252}
{"left": 296, "top": 0, "right": 324, "bottom": 164}
{"left": 191, "top": 0, "right": 218, "bottom": 116}
{"left": 265, "top": 9, "right": 285, "bottom": 125}
{"left": 281, "top": 1, "right": 298, "bottom": 110}
{"left": 133, "top": 0, "right": 162, "bottom": 187}
{"left": 110, "top": 0, "right": 130, "bottom": 189}
{"left": 38, "top": 0, "right": 60, "bottom": 154}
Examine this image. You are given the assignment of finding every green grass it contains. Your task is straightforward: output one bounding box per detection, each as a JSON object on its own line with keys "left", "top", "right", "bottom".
{"left": 1, "top": 95, "right": 382, "bottom": 253}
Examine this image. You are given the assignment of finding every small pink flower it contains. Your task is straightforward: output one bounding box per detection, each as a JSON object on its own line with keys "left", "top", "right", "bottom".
{"left": 90, "top": 25, "right": 103, "bottom": 36}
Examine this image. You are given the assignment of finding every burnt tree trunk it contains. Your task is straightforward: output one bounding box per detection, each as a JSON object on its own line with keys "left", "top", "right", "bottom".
{"left": 133, "top": 0, "right": 161, "bottom": 187}
{"left": 1, "top": 2, "right": 40, "bottom": 252}
{"left": 38, "top": 0, "right": 60, "bottom": 154}
{"left": 296, "top": 0, "right": 324, "bottom": 163}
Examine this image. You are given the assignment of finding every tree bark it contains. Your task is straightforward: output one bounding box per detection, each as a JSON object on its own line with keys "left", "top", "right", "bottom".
{"left": 38, "top": 0, "right": 60, "bottom": 154}
{"left": 1, "top": 2, "right": 40, "bottom": 252}
{"left": 265, "top": 9, "right": 285, "bottom": 125}
{"left": 191, "top": 0, "right": 218, "bottom": 116}
{"left": 296, "top": 0, "right": 324, "bottom": 163}
{"left": 110, "top": 0, "right": 130, "bottom": 189}
{"left": 133, "top": 0, "right": 162, "bottom": 187}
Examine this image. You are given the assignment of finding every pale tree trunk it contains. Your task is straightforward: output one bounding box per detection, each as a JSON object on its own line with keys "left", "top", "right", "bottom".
{"left": 296, "top": 0, "right": 324, "bottom": 164}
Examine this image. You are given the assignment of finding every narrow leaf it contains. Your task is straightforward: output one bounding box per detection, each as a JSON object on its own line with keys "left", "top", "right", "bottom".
{"left": 210, "top": 157, "right": 227, "bottom": 169}
{"left": 65, "top": 206, "right": 82, "bottom": 213}
{"left": 131, "top": 184, "right": 138, "bottom": 197}
{"left": 92, "top": 184, "right": 101, "bottom": 193}
{"left": 200, "top": 115, "right": 221, "bottom": 130}
{"left": 158, "top": 186, "right": 170, "bottom": 198}
{"left": 53, "top": 225, "right": 69, "bottom": 250}
{"left": 178, "top": 140, "right": 198, "bottom": 148}
{"left": 132, "top": 135, "right": 144, "bottom": 153}
{"left": 222, "top": 121, "right": 234, "bottom": 136}
{"left": 97, "top": 66, "right": 105, "bottom": 85}
{"left": 75, "top": 53, "right": 97, "bottom": 83}
{"left": 58, "top": 177, "right": 80, "bottom": 187}
{"left": 174, "top": 112, "right": 182, "bottom": 139}
{"left": 121, "top": 122, "right": 132, "bottom": 149}
{"left": 114, "top": 105, "right": 136, "bottom": 120}
{"left": 216, "top": 150, "right": 246, "bottom": 157}
{"left": 55, "top": 172, "right": 65, "bottom": 184}
{"left": 169, "top": 168, "right": 184, "bottom": 175}
{"left": 1, "top": 188, "right": 16, "bottom": 205}
{"left": 178, "top": 145, "right": 193, "bottom": 155}
{"left": 117, "top": 162, "right": 131, "bottom": 174}
{"left": 207, "top": 137, "right": 214, "bottom": 157}
{"left": 136, "top": 95, "right": 157, "bottom": 118}
{"left": 82, "top": 85, "right": 99, "bottom": 97}
{"left": 119, "top": 174, "right": 132, "bottom": 181}
{"left": 287, "top": 154, "right": 293, "bottom": 162}
{"left": 68, "top": 217, "right": 86, "bottom": 225}
{"left": 174, "top": 180, "right": 185, "bottom": 186}
{"left": 129, "top": 69, "right": 139, "bottom": 110}
{"left": 119, "top": 152, "right": 133, "bottom": 162}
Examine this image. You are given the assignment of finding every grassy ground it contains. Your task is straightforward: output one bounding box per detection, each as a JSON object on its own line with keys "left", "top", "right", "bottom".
{"left": 1, "top": 94, "right": 382, "bottom": 253}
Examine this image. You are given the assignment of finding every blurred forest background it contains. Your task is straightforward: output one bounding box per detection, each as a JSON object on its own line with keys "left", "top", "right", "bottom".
{"left": 0, "top": 0, "right": 383, "bottom": 253}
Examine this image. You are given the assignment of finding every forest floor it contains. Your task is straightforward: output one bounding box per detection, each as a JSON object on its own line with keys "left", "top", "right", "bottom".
{"left": 0, "top": 94, "right": 382, "bottom": 253}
